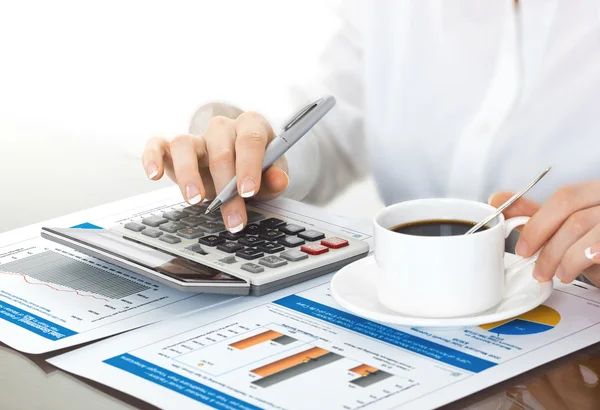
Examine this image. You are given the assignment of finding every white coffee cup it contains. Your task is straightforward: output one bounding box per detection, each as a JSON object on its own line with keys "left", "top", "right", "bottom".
{"left": 374, "top": 198, "right": 539, "bottom": 318}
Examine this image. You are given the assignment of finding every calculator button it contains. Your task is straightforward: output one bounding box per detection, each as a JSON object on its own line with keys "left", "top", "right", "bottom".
{"left": 185, "top": 243, "right": 208, "bottom": 255}
{"left": 279, "top": 224, "right": 306, "bottom": 235}
{"left": 160, "top": 234, "right": 181, "bottom": 244}
{"left": 198, "top": 222, "right": 226, "bottom": 234}
{"left": 159, "top": 222, "right": 186, "bottom": 233}
{"left": 246, "top": 211, "right": 266, "bottom": 223}
{"left": 142, "top": 215, "right": 169, "bottom": 227}
{"left": 180, "top": 216, "right": 204, "bottom": 227}
{"left": 217, "top": 241, "right": 244, "bottom": 253}
{"left": 321, "top": 237, "right": 349, "bottom": 249}
{"left": 280, "top": 249, "right": 309, "bottom": 262}
{"left": 257, "top": 243, "right": 285, "bottom": 254}
{"left": 244, "top": 224, "right": 262, "bottom": 236}
{"left": 260, "top": 217, "right": 286, "bottom": 229}
{"left": 259, "top": 230, "right": 286, "bottom": 241}
{"left": 236, "top": 248, "right": 265, "bottom": 260}
{"left": 259, "top": 256, "right": 288, "bottom": 268}
{"left": 241, "top": 263, "right": 264, "bottom": 274}
{"left": 124, "top": 222, "right": 145, "bottom": 232}
{"left": 277, "top": 236, "right": 304, "bottom": 248}
{"left": 198, "top": 235, "right": 226, "bottom": 246}
{"left": 182, "top": 205, "right": 205, "bottom": 216}
{"left": 239, "top": 236, "right": 265, "bottom": 247}
{"left": 163, "top": 210, "right": 186, "bottom": 221}
{"left": 219, "top": 255, "right": 237, "bottom": 264}
{"left": 298, "top": 230, "right": 326, "bottom": 241}
{"left": 142, "top": 229, "right": 163, "bottom": 238}
{"left": 301, "top": 243, "right": 329, "bottom": 255}
{"left": 201, "top": 212, "right": 224, "bottom": 223}
{"left": 219, "top": 230, "right": 246, "bottom": 240}
{"left": 177, "top": 227, "right": 205, "bottom": 239}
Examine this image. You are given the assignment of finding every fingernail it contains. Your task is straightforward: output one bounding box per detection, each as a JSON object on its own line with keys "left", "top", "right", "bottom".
{"left": 532, "top": 264, "right": 544, "bottom": 281}
{"left": 515, "top": 240, "right": 529, "bottom": 257}
{"left": 227, "top": 211, "right": 244, "bottom": 233}
{"left": 282, "top": 170, "right": 290, "bottom": 189}
{"left": 185, "top": 184, "right": 202, "bottom": 205}
{"left": 147, "top": 162, "right": 158, "bottom": 179}
{"left": 240, "top": 177, "right": 256, "bottom": 198}
{"left": 555, "top": 264, "right": 567, "bottom": 282}
{"left": 585, "top": 244, "right": 600, "bottom": 261}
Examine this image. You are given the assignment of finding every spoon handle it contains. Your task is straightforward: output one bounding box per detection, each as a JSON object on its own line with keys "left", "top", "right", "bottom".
{"left": 465, "top": 167, "right": 551, "bottom": 235}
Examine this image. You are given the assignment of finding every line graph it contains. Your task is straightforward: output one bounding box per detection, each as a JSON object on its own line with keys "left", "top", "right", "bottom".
{"left": 0, "top": 251, "right": 150, "bottom": 300}
{"left": 0, "top": 270, "right": 109, "bottom": 301}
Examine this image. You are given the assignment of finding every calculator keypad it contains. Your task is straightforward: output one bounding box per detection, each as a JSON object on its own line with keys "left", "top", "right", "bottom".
{"left": 119, "top": 203, "right": 364, "bottom": 282}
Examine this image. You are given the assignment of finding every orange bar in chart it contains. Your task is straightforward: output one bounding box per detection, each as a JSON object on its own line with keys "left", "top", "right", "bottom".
{"left": 230, "top": 330, "right": 283, "bottom": 350}
{"left": 350, "top": 364, "right": 378, "bottom": 377}
{"left": 252, "top": 347, "right": 329, "bottom": 377}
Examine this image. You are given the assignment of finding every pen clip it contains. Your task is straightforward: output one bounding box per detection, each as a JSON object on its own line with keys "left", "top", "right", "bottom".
{"left": 283, "top": 98, "right": 323, "bottom": 131}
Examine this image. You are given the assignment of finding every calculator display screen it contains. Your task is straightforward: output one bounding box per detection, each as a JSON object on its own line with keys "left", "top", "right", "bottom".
{"left": 41, "top": 227, "right": 247, "bottom": 286}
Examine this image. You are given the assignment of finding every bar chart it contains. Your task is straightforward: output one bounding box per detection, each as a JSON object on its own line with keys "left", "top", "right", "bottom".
{"left": 174, "top": 324, "right": 311, "bottom": 376}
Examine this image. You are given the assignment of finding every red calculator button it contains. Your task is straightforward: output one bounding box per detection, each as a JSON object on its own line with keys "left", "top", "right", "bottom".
{"left": 300, "top": 243, "right": 329, "bottom": 255}
{"left": 321, "top": 237, "right": 349, "bottom": 249}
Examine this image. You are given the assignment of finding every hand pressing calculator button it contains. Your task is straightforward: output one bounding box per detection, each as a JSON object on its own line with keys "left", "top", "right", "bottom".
{"left": 301, "top": 243, "right": 329, "bottom": 255}
{"left": 219, "top": 230, "right": 246, "bottom": 240}
{"left": 53, "top": 198, "right": 371, "bottom": 297}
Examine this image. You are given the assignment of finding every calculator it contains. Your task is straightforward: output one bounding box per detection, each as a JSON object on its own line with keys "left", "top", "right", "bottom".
{"left": 41, "top": 200, "right": 370, "bottom": 296}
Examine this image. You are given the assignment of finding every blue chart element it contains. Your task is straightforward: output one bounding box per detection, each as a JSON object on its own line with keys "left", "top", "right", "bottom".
{"left": 274, "top": 295, "right": 497, "bottom": 373}
{"left": 105, "top": 354, "right": 260, "bottom": 410}
{"left": 70, "top": 222, "right": 103, "bottom": 229}
{"left": 0, "top": 300, "right": 77, "bottom": 340}
{"left": 488, "top": 319, "right": 553, "bottom": 336}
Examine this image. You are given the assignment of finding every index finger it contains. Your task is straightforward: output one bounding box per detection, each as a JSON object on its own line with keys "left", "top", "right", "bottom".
{"left": 517, "top": 181, "right": 600, "bottom": 257}
{"left": 234, "top": 111, "right": 274, "bottom": 198}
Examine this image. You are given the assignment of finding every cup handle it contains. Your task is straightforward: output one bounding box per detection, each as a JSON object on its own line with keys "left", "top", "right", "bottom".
{"left": 503, "top": 216, "right": 541, "bottom": 281}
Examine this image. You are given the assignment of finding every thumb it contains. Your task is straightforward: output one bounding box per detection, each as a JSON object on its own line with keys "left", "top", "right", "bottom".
{"left": 254, "top": 156, "right": 289, "bottom": 201}
{"left": 488, "top": 191, "right": 541, "bottom": 219}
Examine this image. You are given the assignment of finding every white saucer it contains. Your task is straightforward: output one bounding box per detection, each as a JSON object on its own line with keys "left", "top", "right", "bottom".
{"left": 330, "top": 253, "right": 553, "bottom": 328}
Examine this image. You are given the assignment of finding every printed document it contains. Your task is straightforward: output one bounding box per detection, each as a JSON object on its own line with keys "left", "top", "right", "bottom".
{"left": 49, "top": 271, "right": 600, "bottom": 409}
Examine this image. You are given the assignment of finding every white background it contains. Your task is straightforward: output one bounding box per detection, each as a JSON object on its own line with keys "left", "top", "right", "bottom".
{"left": 0, "top": 0, "right": 383, "bottom": 234}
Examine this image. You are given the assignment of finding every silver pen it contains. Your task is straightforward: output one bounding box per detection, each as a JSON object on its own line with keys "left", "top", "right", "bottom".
{"left": 205, "top": 95, "right": 336, "bottom": 214}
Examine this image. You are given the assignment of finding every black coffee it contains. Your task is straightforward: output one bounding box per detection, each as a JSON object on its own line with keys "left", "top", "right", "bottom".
{"left": 390, "top": 219, "right": 488, "bottom": 237}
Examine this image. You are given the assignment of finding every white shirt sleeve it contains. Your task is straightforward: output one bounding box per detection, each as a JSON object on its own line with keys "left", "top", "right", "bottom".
{"left": 282, "top": 0, "right": 368, "bottom": 205}
{"left": 188, "top": 0, "right": 368, "bottom": 206}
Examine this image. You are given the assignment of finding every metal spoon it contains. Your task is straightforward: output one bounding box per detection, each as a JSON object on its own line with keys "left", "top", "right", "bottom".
{"left": 465, "top": 167, "right": 552, "bottom": 235}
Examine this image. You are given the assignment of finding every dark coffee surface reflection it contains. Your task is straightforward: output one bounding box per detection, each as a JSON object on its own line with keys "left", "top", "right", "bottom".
{"left": 390, "top": 219, "right": 488, "bottom": 237}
